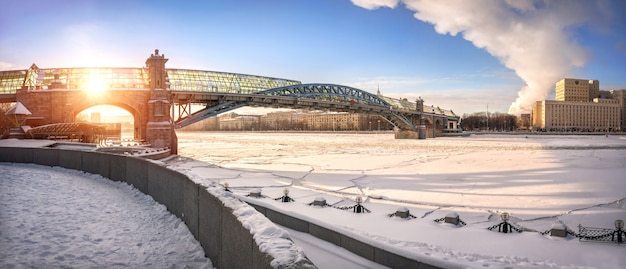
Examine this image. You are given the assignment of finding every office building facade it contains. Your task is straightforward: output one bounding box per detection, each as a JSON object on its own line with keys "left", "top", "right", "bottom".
{"left": 533, "top": 78, "right": 624, "bottom": 132}
{"left": 555, "top": 78, "right": 600, "bottom": 102}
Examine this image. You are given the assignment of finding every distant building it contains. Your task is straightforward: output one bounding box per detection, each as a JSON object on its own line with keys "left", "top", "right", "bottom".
{"left": 533, "top": 78, "right": 624, "bottom": 132}
{"left": 518, "top": 114, "right": 531, "bottom": 130}
{"left": 555, "top": 78, "right": 599, "bottom": 102}
{"left": 609, "top": 89, "right": 626, "bottom": 131}
{"left": 430, "top": 106, "right": 460, "bottom": 131}
{"left": 103, "top": 122, "right": 122, "bottom": 140}
{"left": 306, "top": 112, "right": 377, "bottom": 131}
{"left": 219, "top": 113, "right": 260, "bottom": 131}
{"left": 533, "top": 99, "right": 620, "bottom": 132}
{"left": 262, "top": 111, "right": 307, "bottom": 130}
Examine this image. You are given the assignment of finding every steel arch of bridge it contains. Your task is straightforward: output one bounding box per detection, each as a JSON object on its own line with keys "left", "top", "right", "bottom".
{"left": 260, "top": 84, "right": 416, "bottom": 129}
{"left": 261, "top": 84, "right": 389, "bottom": 107}
{"left": 173, "top": 83, "right": 417, "bottom": 130}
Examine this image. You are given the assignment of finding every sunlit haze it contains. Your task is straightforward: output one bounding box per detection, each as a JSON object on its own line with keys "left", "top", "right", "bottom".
{"left": 1, "top": 0, "right": 625, "bottom": 115}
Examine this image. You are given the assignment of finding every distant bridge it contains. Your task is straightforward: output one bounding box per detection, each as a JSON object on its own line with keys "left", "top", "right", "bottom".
{"left": 0, "top": 50, "right": 452, "bottom": 153}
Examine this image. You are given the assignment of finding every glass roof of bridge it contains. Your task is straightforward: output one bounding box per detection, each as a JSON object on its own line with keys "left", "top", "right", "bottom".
{"left": 166, "top": 69, "right": 300, "bottom": 93}
{"left": 0, "top": 70, "right": 27, "bottom": 94}
{"left": 0, "top": 66, "right": 300, "bottom": 94}
{"left": 0, "top": 66, "right": 457, "bottom": 117}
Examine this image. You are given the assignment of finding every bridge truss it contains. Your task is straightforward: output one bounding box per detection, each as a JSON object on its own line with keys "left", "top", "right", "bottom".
{"left": 171, "top": 83, "right": 419, "bottom": 130}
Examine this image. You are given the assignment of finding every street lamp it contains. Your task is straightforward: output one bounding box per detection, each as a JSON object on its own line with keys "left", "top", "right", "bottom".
{"left": 501, "top": 212, "right": 510, "bottom": 222}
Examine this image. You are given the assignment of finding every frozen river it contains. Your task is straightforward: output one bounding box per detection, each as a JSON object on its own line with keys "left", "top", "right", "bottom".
{"left": 1, "top": 132, "right": 624, "bottom": 268}
{"left": 174, "top": 131, "right": 626, "bottom": 269}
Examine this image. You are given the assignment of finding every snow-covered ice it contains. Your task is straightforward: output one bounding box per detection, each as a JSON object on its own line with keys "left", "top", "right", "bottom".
{"left": 172, "top": 132, "right": 626, "bottom": 269}
{"left": 0, "top": 162, "right": 213, "bottom": 269}
{"left": 1, "top": 132, "right": 625, "bottom": 269}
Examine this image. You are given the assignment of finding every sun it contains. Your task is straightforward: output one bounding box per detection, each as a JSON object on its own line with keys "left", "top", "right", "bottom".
{"left": 85, "top": 72, "right": 108, "bottom": 96}
{"left": 86, "top": 78, "right": 107, "bottom": 94}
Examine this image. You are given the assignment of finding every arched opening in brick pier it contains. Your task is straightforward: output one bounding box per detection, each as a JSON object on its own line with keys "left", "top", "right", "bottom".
{"left": 75, "top": 105, "right": 138, "bottom": 142}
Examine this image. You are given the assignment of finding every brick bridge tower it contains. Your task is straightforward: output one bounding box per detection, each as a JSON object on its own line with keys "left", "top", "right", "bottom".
{"left": 145, "top": 49, "right": 177, "bottom": 153}
{"left": 416, "top": 97, "right": 426, "bottom": 139}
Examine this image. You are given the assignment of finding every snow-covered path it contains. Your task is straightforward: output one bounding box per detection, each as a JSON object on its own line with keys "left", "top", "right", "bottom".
{"left": 0, "top": 162, "right": 212, "bottom": 269}
{"left": 279, "top": 225, "right": 389, "bottom": 269}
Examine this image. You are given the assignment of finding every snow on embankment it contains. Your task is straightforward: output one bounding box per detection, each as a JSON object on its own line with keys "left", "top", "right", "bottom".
{"left": 0, "top": 162, "right": 212, "bottom": 268}
{"left": 0, "top": 142, "right": 315, "bottom": 269}
{"left": 161, "top": 156, "right": 315, "bottom": 268}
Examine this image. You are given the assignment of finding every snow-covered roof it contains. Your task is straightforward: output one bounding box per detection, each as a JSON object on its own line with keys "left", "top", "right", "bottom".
{"left": 5, "top": 102, "right": 32, "bottom": 116}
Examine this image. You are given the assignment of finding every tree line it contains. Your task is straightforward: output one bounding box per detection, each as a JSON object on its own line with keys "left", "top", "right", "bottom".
{"left": 460, "top": 112, "right": 519, "bottom": 131}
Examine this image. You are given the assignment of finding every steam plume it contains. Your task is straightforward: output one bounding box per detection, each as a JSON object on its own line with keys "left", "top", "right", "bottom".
{"left": 352, "top": 0, "right": 607, "bottom": 114}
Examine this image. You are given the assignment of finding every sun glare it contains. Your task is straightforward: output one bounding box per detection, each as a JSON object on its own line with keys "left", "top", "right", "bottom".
{"left": 86, "top": 77, "right": 107, "bottom": 95}
{"left": 83, "top": 69, "right": 110, "bottom": 96}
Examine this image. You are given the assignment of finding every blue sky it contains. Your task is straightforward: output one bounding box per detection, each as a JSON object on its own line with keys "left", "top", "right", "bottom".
{"left": 1, "top": 0, "right": 625, "bottom": 115}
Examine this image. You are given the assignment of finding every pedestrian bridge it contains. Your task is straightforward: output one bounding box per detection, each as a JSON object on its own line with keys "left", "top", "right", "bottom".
{"left": 0, "top": 50, "right": 454, "bottom": 153}
{"left": 171, "top": 83, "right": 427, "bottom": 132}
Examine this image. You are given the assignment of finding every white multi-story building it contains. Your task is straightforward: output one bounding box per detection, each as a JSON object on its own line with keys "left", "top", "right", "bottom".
{"left": 555, "top": 78, "right": 599, "bottom": 102}
{"left": 533, "top": 78, "right": 624, "bottom": 132}
{"left": 533, "top": 98, "right": 621, "bottom": 131}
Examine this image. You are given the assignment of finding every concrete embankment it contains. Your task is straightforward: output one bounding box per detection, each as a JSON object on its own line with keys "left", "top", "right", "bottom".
{"left": 0, "top": 146, "right": 315, "bottom": 269}
{"left": 243, "top": 199, "right": 452, "bottom": 269}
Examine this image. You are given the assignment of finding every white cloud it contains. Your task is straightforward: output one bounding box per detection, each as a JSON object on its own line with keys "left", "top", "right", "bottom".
{"left": 351, "top": 0, "right": 610, "bottom": 114}
{"left": 0, "top": 61, "right": 19, "bottom": 71}
{"left": 344, "top": 76, "right": 432, "bottom": 93}
{"left": 342, "top": 75, "right": 518, "bottom": 114}
{"left": 385, "top": 87, "right": 516, "bottom": 115}
{"left": 351, "top": 0, "right": 400, "bottom": 10}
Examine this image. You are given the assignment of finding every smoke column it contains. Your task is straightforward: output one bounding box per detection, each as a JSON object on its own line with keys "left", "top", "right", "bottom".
{"left": 352, "top": 0, "right": 606, "bottom": 114}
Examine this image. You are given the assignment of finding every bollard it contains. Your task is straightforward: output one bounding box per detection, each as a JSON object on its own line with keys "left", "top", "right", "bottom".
{"left": 394, "top": 207, "right": 410, "bottom": 218}
{"left": 312, "top": 197, "right": 327, "bottom": 207}
{"left": 444, "top": 212, "right": 460, "bottom": 225}
{"left": 248, "top": 188, "right": 262, "bottom": 198}
{"left": 550, "top": 223, "right": 568, "bottom": 237}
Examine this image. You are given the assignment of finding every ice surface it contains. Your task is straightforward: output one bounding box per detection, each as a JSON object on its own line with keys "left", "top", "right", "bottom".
{"left": 2, "top": 133, "right": 625, "bottom": 268}
{"left": 173, "top": 132, "right": 626, "bottom": 269}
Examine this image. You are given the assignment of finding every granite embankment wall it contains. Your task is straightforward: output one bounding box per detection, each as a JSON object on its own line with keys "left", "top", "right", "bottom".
{"left": 245, "top": 201, "right": 451, "bottom": 269}
{"left": 0, "top": 147, "right": 315, "bottom": 269}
